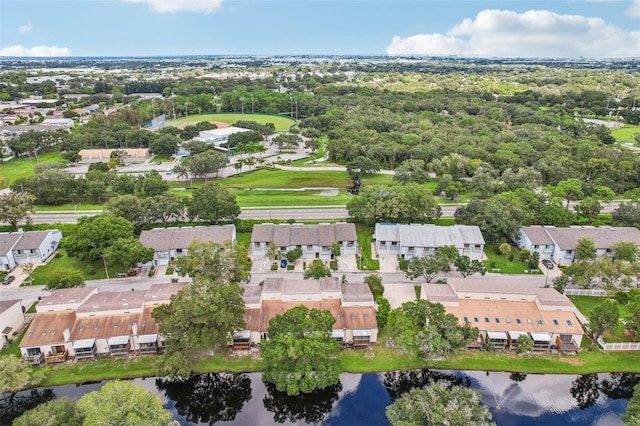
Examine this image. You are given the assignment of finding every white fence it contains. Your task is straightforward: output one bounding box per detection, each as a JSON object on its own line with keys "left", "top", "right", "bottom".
{"left": 564, "top": 288, "right": 607, "bottom": 296}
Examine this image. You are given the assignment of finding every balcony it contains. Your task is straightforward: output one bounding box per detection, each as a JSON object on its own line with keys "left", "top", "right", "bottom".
{"left": 23, "top": 352, "right": 45, "bottom": 366}
{"left": 45, "top": 350, "right": 68, "bottom": 364}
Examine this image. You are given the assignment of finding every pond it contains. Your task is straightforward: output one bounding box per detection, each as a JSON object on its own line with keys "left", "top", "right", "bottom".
{"left": 1, "top": 370, "right": 638, "bottom": 425}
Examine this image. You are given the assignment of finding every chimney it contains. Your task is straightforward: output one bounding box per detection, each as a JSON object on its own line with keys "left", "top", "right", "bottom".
{"left": 132, "top": 323, "right": 138, "bottom": 336}
{"left": 63, "top": 328, "right": 70, "bottom": 342}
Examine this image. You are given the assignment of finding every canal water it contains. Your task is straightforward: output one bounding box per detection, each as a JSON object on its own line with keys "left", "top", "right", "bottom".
{"left": 1, "top": 370, "right": 637, "bottom": 425}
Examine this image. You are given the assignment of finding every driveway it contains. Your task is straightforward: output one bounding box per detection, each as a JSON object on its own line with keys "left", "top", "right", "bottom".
{"left": 383, "top": 283, "right": 418, "bottom": 309}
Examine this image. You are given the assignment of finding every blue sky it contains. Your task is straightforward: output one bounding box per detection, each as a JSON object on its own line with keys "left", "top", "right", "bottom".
{"left": 1, "top": 0, "right": 638, "bottom": 57}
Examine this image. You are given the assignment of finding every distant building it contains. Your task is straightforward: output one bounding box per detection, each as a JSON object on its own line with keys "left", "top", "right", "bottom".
{"left": 78, "top": 148, "right": 150, "bottom": 163}
{"left": 518, "top": 225, "right": 640, "bottom": 266}
{"left": 375, "top": 223, "right": 485, "bottom": 260}
{"left": 194, "top": 126, "right": 251, "bottom": 147}
{"left": 42, "top": 118, "right": 74, "bottom": 127}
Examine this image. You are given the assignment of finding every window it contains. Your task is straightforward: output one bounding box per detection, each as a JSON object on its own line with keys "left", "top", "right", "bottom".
{"left": 473, "top": 317, "right": 479, "bottom": 322}
{"left": 176, "top": 248, "right": 183, "bottom": 254}
{"left": 463, "top": 316, "right": 469, "bottom": 322}
{"left": 567, "top": 320, "right": 573, "bottom": 326}
{"left": 533, "top": 245, "right": 539, "bottom": 249}
{"left": 485, "top": 317, "right": 490, "bottom": 323}
{"left": 516, "top": 319, "right": 522, "bottom": 324}
{"left": 527, "top": 319, "right": 533, "bottom": 324}
{"left": 537, "top": 319, "right": 543, "bottom": 325}
{"left": 553, "top": 319, "right": 559, "bottom": 325}
{"left": 280, "top": 247, "right": 286, "bottom": 251}
{"left": 495, "top": 318, "right": 500, "bottom": 323}
{"left": 307, "top": 245, "right": 313, "bottom": 250}
{"left": 408, "top": 246, "right": 414, "bottom": 251}
{"left": 391, "top": 241, "right": 398, "bottom": 246}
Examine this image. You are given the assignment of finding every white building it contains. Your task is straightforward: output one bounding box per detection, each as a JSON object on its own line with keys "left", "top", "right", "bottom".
{"left": 194, "top": 126, "right": 252, "bottom": 147}
{"left": 518, "top": 225, "right": 640, "bottom": 266}
{"left": 1, "top": 300, "right": 25, "bottom": 347}
{"left": 139, "top": 225, "right": 236, "bottom": 266}
{"left": 0, "top": 233, "right": 22, "bottom": 271}
{"left": 11, "top": 230, "right": 62, "bottom": 266}
{"left": 375, "top": 223, "right": 485, "bottom": 260}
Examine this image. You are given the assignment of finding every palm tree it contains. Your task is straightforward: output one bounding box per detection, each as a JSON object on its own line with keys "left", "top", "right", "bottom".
{"left": 498, "top": 243, "right": 512, "bottom": 261}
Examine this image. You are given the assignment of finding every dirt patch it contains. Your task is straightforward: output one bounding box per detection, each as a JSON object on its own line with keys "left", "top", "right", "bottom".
{"left": 559, "top": 355, "right": 585, "bottom": 366}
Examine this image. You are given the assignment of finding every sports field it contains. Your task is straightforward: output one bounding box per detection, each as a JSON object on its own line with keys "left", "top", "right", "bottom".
{"left": 166, "top": 113, "right": 295, "bottom": 132}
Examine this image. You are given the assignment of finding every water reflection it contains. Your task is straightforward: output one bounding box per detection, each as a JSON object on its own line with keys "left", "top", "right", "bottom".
{"left": 0, "top": 388, "right": 55, "bottom": 425}
{"left": 1, "top": 371, "right": 636, "bottom": 425}
{"left": 263, "top": 381, "right": 342, "bottom": 424}
{"left": 156, "top": 373, "right": 252, "bottom": 424}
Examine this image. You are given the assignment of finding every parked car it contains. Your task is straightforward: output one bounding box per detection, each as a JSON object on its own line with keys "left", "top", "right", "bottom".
{"left": 542, "top": 259, "right": 554, "bottom": 269}
{"left": 2, "top": 275, "right": 16, "bottom": 285}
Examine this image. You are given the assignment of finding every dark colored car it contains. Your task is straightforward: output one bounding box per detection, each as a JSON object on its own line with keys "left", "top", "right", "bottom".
{"left": 2, "top": 275, "right": 16, "bottom": 285}
{"left": 541, "top": 259, "right": 554, "bottom": 269}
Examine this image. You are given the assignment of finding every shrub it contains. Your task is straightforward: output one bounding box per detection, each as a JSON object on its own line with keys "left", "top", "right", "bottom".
{"left": 271, "top": 263, "right": 278, "bottom": 271}
{"left": 55, "top": 252, "right": 63, "bottom": 259}
{"left": 398, "top": 258, "right": 409, "bottom": 271}
{"left": 87, "top": 265, "right": 97, "bottom": 275}
{"left": 329, "top": 260, "right": 338, "bottom": 271}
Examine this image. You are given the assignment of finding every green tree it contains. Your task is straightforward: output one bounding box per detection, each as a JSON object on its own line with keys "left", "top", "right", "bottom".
{"left": 184, "top": 151, "right": 229, "bottom": 182}
{"left": 455, "top": 195, "right": 531, "bottom": 244}
{"left": 0, "top": 355, "right": 44, "bottom": 394}
{"left": 265, "top": 242, "right": 279, "bottom": 261}
{"left": 0, "top": 191, "right": 36, "bottom": 231}
{"left": 346, "top": 155, "right": 380, "bottom": 179}
{"left": 304, "top": 259, "right": 332, "bottom": 279}
{"left": 173, "top": 240, "right": 250, "bottom": 284}
{"left": 102, "top": 238, "right": 154, "bottom": 269}
{"left": 262, "top": 306, "right": 342, "bottom": 396}
{"left": 498, "top": 242, "right": 512, "bottom": 260}
{"left": 625, "top": 290, "right": 640, "bottom": 339}
{"left": 586, "top": 299, "right": 619, "bottom": 351}
{"left": 112, "top": 175, "right": 136, "bottom": 195}
{"left": 575, "top": 196, "right": 602, "bottom": 225}
{"left": 13, "top": 398, "right": 83, "bottom": 426}
{"left": 65, "top": 214, "right": 134, "bottom": 261}
{"left": 386, "top": 381, "right": 494, "bottom": 426}
{"left": 393, "top": 159, "right": 430, "bottom": 184}
{"left": 516, "top": 334, "right": 534, "bottom": 353}
{"left": 45, "top": 268, "right": 85, "bottom": 291}
{"left": 153, "top": 276, "right": 246, "bottom": 377}
{"left": 286, "top": 247, "right": 303, "bottom": 263}
{"left": 104, "top": 194, "right": 145, "bottom": 224}
{"left": 149, "top": 133, "right": 179, "bottom": 156}
{"left": 388, "top": 299, "right": 478, "bottom": 359}
{"left": 622, "top": 383, "right": 640, "bottom": 426}
{"left": 576, "top": 237, "right": 597, "bottom": 262}
{"left": 375, "top": 296, "right": 391, "bottom": 330}
{"left": 142, "top": 192, "right": 185, "bottom": 227}
{"left": 364, "top": 274, "right": 384, "bottom": 298}
{"left": 612, "top": 202, "right": 640, "bottom": 228}
{"left": 76, "top": 380, "right": 173, "bottom": 426}
{"left": 552, "top": 178, "right": 584, "bottom": 208}
{"left": 188, "top": 182, "right": 240, "bottom": 224}
{"left": 135, "top": 170, "right": 169, "bottom": 197}
{"left": 454, "top": 255, "right": 487, "bottom": 278}
{"left": 611, "top": 241, "right": 640, "bottom": 263}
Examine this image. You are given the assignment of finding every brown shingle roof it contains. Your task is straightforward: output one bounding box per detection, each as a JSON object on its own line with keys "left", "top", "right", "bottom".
{"left": 343, "top": 307, "right": 378, "bottom": 330}
{"left": 76, "top": 291, "right": 146, "bottom": 314}
{"left": 547, "top": 226, "right": 640, "bottom": 250}
{"left": 38, "top": 287, "right": 97, "bottom": 310}
{"left": 20, "top": 312, "right": 76, "bottom": 347}
{"left": 341, "top": 283, "right": 374, "bottom": 304}
{"left": 72, "top": 313, "right": 141, "bottom": 341}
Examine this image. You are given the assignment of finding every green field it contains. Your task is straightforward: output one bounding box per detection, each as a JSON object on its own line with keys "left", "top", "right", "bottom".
{"left": 568, "top": 296, "right": 634, "bottom": 343}
{"left": 0, "top": 151, "right": 65, "bottom": 190}
{"left": 612, "top": 124, "right": 640, "bottom": 143}
{"left": 483, "top": 244, "right": 540, "bottom": 274}
{"left": 166, "top": 113, "right": 295, "bottom": 132}
{"left": 232, "top": 188, "right": 353, "bottom": 207}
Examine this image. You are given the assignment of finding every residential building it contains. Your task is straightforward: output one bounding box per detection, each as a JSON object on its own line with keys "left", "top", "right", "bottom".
{"left": 0, "top": 233, "right": 22, "bottom": 271}
{"left": 518, "top": 225, "right": 640, "bottom": 266}
{"left": 11, "top": 230, "right": 62, "bottom": 266}
{"left": 1, "top": 300, "right": 25, "bottom": 347}
{"left": 139, "top": 225, "right": 237, "bottom": 266}
{"left": 250, "top": 223, "right": 357, "bottom": 260}
{"left": 78, "top": 148, "right": 150, "bottom": 163}
{"left": 237, "top": 277, "right": 378, "bottom": 349}
{"left": 41, "top": 118, "right": 74, "bottom": 127}
{"left": 19, "top": 283, "right": 186, "bottom": 364}
{"left": 374, "top": 223, "right": 485, "bottom": 260}
{"left": 421, "top": 277, "right": 584, "bottom": 352}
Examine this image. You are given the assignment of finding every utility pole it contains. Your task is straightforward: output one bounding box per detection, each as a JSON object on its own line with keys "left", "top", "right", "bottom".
{"left": 290, "top": 96, "right": 293, "bottom": 118}
{"left": 171, "top": 93, "right": 176, "bottom": 120}
{"left": 251, "top": 94, "right": 254, "bottom": 113}
{"left": 240, "top": 97, "right": 245, "bottom": 115}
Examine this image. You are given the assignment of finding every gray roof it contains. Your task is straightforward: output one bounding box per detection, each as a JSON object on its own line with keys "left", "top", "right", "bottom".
{"left": 421, "top": 283, "right": 459, "bottom": 303}
{"left": 448, "top": 277, "right": 543, "bottom": 295}
{"left": 533, "top": 288, "right": 573, "bottom": 307}
{"left": 251, "top": 223, "right": 356, "bottom": 246}
{"left": 520, "top": 226, "right": 555, "bottom": 245}
{"left": 13, "top": 230, "right": 59, "bottom": 250}
{"left": 396, "top": 224, "right": 485, "bottom": 248}
{"left": 340, "top": 283, "right": 374, "bottom": 304}
{"left": 40, "top": 287, "right": 97, "bottom": 307}
{"left": 0, "top": 233, "right": 22, "bottom": 255}
{"left": 139, "top": 225, "right": 235, "bottom": 251}
{"left": 241, "top": 286, "right": 263, "bottom": 304}
{"left": 546, "top": 226, "right": 640, "bottom": 250}
{"left": 374, "top": 223, "right": 399, "bottom": 242}
{"left": 144, "top": 283, "right": 188, "bottom": 303}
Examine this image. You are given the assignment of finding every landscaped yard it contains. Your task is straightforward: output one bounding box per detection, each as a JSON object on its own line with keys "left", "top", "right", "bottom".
{"left": 483, "top": 243, "right": 541, "bottom": 274}
{"left": 568, "top": 296, "right": 634, "bottom": 343}
{"left": 356, "top": 223, "right": 380, "bottom": 271}
{"left": 166, "top": 113, "right": 295, "bottom": 132}
{"left": 28, "top": 249, "right": 128, "bottom": 285}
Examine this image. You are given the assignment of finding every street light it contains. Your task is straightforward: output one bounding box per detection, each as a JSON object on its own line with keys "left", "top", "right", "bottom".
{"left": 251, "top": 94, "right": 254, "bottom": 113}
{"left": 102, "top": 255, "right": 110, "bottom": 279}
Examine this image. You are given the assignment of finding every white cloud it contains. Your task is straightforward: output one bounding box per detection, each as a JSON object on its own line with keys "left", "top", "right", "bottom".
{"left": 122, "top": 0, "right": 223, "bottom": 14}
{"left": 0, "top": 45, "right": 71, "bottom": 57}
{"left": 18, "top": 21, "right": 32, "bottom": 34}
{"left": 626, "top": 0, "right": 640, "bottom": 17}
{"left": 386, "top": 9, "right": 640, "bottom": 57}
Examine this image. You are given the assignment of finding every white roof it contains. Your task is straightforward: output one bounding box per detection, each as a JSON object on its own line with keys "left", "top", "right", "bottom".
{"left": 530, "top": 332, "right": 552, "bottom": 342}
{"left": 353, "top": 329, "right": 371, "bottom": 337}
{"left": 508, "top": 331, "right": 527, "bottom": 340}
{"left": 107, "top": 335, "right": 130, "bottom": 346}
{"left": 487, "top": 331, "right": 508, "bottom": 340}
{"left": 331, "top": 330, "right": 345, "bottom": 338}
{"left": 137, "top": 334, "right": 158, "bottom": 344}
{"left": 73, "top": 338, "right": 95, "bottom": 349}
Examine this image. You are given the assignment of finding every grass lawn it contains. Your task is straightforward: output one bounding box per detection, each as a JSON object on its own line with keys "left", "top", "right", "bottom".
{"left": 356, "top": 223, "right": 380, "bottom": 271}
{"left": 568, "top": 296, "right": 634, "bottom": 343}
{"left": 483, "top": 243, "right": 540, "bottom": 274}
{"left": 166, "top": 113, "right": 295, "bottom": 132}
{"left": 34, "top": 203, "right": 105, "bottom": 212}
{"left": 0, "top": 150, "right": 64, "bottom": 190}
{"left": 612, "top": 124, "right": 640, "bottom": 143}
{"left": 236, "top": 232, "right": 251, "bottom": 249}
{"left": 231, "top": 188, "right": 353, "bottom": 207}
{"left": 29, "top": 249, "right": 128, "bottom": 285}
{"left": 221, "top": 168, "right": 355, "bottom": 189}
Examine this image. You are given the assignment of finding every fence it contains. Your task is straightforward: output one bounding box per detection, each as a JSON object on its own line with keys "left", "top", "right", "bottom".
{"left": 564, "top": 288, "right": 607, "bottom": 296}
{"left": 598, "top": 340, "right": 640, "bottom": 351}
